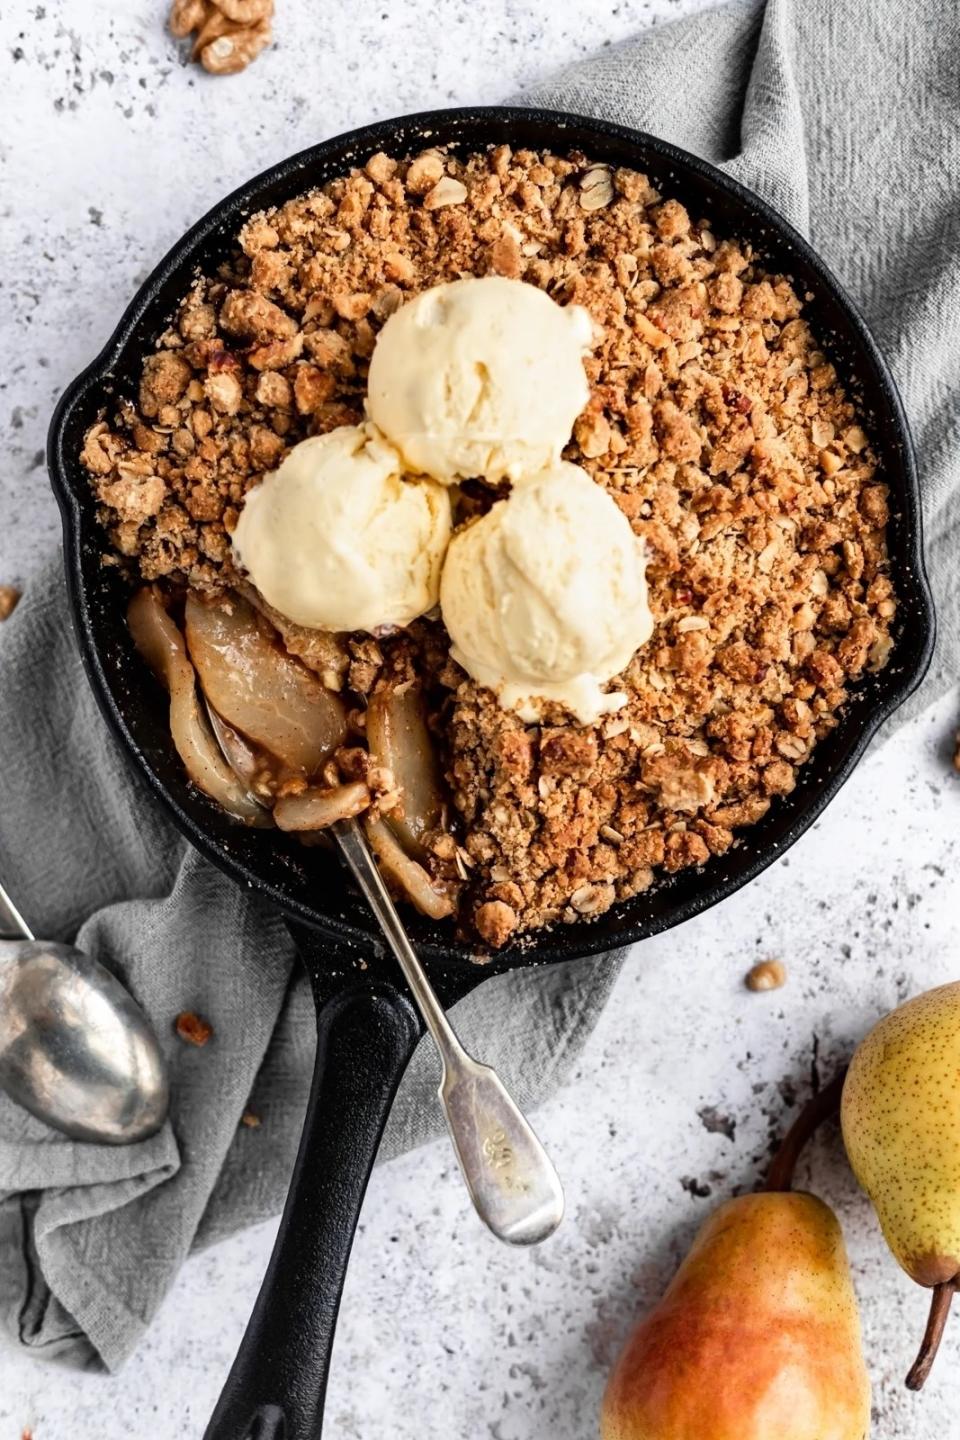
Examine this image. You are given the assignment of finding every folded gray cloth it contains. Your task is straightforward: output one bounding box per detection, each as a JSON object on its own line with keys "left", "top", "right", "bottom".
{"left": 0, "top": 563, "right": 624, "bottom": 1370}
{"left": 524, "top": 0, "right": 959, "bottom": 721}
{"left": 2, "top": 0, "right": 958, "bottom": 1375}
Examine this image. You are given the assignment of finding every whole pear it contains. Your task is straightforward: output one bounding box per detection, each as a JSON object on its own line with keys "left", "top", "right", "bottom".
{"left": 601, "top": 1191, "right": 870, "bottom": 1440}
{"left": 842, "top": 980, "right": 960, "bottom": 1386}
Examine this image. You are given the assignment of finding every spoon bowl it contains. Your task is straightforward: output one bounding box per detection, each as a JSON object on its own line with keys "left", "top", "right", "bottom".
{"left": 0, "top": 938, "right": 169, "bottom": 1144}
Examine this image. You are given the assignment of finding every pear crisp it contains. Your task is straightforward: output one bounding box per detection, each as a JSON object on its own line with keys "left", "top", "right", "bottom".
{"left": 80, "top": 145, "right": 896, "bottom": 947}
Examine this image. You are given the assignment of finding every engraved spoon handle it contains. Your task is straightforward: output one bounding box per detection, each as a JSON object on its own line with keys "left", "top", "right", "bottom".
{"left": 333, "top": 817, "right": 564, "bottom": 1245}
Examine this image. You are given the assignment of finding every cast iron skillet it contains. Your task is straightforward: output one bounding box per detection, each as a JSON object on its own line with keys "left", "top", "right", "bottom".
{"left": 48, "top": 107, "right": 934, "bottom": 1438}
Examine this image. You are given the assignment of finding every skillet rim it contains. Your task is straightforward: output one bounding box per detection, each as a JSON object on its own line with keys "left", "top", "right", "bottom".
{"left": 46, "top": 104, "right": 936, "bottom": 972}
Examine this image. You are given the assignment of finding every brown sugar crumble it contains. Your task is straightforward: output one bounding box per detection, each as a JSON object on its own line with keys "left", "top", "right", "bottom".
{"left": 81, "top": 145, "right": 896, "bottom": 946}
{"left": 174, "top": 1010, "right": 214, "bottom": 1046}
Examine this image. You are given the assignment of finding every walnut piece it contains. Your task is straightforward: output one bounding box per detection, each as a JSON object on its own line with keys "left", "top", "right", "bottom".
{"left": 169, "top": 0, "right": 273, "bottom": 74}
{"left": 579, "top": 166, "right": 614, "bottom": 211}
{"left": 0, "top": 585, "right": 21, "bottom": 621}
{"left": 745, "top": 959, "right": 787, "bottom": 992}
{"left": 174, "top": 1010, "right": 214, "bottom": 1045}
{"left": 423, "top": 177, "right": 468, "bottom": 211}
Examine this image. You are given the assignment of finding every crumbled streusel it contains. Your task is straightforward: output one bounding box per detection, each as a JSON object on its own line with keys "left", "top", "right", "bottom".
{"left": 82, "top": 145, "right": 895, "bottom": 945}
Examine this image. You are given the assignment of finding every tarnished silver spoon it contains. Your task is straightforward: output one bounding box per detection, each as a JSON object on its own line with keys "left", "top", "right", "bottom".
{"left": 204, "top": 698, "right": 564, "bottom": 1245}
{"left": 0, "top": 880, "right": 169, "bottom": 1144}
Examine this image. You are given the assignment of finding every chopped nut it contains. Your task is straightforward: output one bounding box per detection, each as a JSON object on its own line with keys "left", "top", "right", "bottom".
{"left": 579, "top": 166, "right": 614, "bottom": 211}
{"left": 574, "top": 411, "right": 611, "bottom": 459}
{"left": 570, "top": 882, "right": 615, "bottom": 916}
{"left": 293, "top": 363, "right": 335, "bottom": 415}
{"left": 332, "top": 291, "right": 372, "bottom": 322}
{"left": 745, "top": 959, "right": 787, "bottom": 992}
{"left": 175, "top": 1010, "right": 214, "bottom": 1046}
{"left": 423, "top": 176, "right": 468, "bottom": 211}
{"left": 240, "top": 1109, "right": 262, "bottom": 1127}
{"left": 248, "top": 334, "right": 304, "bottom": 370}
{"left": 204, "top": 371, "right": 242, "bottom": 414}
{"left": 255, "top": 370, "right": 292, "bottom": 408}
{"left": 0, "top": 585, "right": 21, "bottom": 621}
{"left": 406, "top": 151, "right": 445, "bottom": 194}
{"left": 200, "top": 20, "right": 271, "bottom": 73}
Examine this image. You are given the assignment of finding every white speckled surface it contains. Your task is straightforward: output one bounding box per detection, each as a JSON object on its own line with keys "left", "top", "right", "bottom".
{"left": 2, "top": 2, "right": 959, "bottom": 1437}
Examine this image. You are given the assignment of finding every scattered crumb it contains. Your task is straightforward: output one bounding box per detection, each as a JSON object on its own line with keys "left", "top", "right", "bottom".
{"left": 240, "top": 1109, "right": 261, "bottom": 1127}
{"left": 697, "top": 1104, "right": 736, "bottom": 1140}
{"left": 745, "top": 958, "right": 787, "bottom": 992}
{"left": 0, "top": 584, "right": 22, "bottom": 621}
{"left": 680, "top": 1175, "right": 712, "bottom": 1199}
{"left": 174, "top": 1010, "right": 214, "bottom": 1045}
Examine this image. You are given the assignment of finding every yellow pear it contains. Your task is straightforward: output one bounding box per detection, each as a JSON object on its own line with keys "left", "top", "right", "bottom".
{"left": 601, "top": 1191, "right": 870, "bottom": 1440}
{"left": 842, "top": 980, "right": 960, "bottom": 1387}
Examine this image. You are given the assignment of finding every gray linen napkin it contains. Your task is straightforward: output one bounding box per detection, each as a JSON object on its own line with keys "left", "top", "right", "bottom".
{"left": 0, "top": 563, "right": 624, "bottom": 1370}
{"left": 2, "top": 0, "right": 958, "bottom": 1373}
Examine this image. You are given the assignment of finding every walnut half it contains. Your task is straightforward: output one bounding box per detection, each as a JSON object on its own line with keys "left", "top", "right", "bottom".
{"left": 169, "top": 0, "right": 274, "bottom": 75}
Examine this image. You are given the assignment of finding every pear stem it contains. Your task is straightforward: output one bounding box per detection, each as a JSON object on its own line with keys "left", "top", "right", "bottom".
{"left": 763, "top": 1069, "right": 848, "bottom": 1194}
{"left": 906, "top": 1281, "right": 956, "bottom": 1391}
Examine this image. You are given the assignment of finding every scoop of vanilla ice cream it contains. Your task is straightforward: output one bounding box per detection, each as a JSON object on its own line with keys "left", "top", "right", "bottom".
{"left": 366, "top": 276, "right": 594, "bottom": 485}
{"left": 232, "top": 425, "right": 451, "bottom": 633}
{"left": 440, "top": 462, "right": 653, "bottom": 724}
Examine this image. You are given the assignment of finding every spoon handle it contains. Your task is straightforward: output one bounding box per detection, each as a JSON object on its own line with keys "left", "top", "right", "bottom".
{"left": 333, "top": 818, "right": 564, "bottom": 1245}
{"left": 0, "top": 879, "right": 33, "bottom": 942}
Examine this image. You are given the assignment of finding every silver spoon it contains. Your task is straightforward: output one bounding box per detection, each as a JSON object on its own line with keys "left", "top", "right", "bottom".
{"left": 205, "top": 700, "right": 564, "bottom": 1245}
{"left": 0, "top": 881, "right": 169, "bottom": 1144}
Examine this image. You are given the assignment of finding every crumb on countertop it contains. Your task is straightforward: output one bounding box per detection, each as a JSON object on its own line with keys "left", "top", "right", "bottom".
{"left": 0, "top": 584, "right": 22, "bottom": 621}
{"left": 174, "top": 1010, "right": 214, "bottom": 1045}
{"left": 745, "top": 959, "right": 788, "bottom": 991}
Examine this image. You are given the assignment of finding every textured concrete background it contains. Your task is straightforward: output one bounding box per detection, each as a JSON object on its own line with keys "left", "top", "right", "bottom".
{"left": 2, "top": 2, "right": 960, "bottom": 1437}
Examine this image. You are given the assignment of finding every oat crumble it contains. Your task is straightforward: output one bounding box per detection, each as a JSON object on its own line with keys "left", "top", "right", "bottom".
{"left": 81, "top": 144, "right": 895, "bottom": 946}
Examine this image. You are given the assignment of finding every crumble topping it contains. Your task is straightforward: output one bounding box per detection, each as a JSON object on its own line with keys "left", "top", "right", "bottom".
{"left": 81, "top": 144, "right": 895, "bottom": 945}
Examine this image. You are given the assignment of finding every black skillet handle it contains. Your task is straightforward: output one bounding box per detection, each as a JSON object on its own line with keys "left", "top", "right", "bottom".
{"left": 203, "top": 944, "right": 421, "bottom": 1440}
